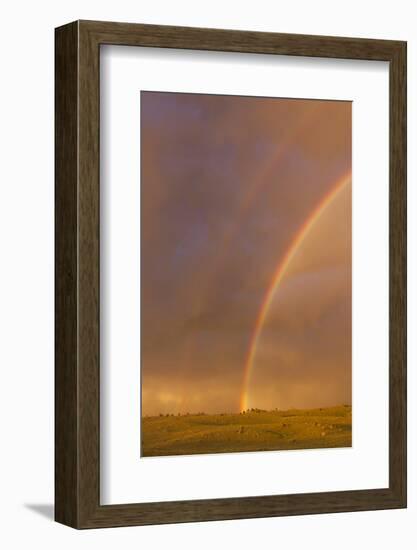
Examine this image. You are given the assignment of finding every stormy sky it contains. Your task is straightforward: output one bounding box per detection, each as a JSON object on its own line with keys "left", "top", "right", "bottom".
{"left": 141, "top": 91, "right": 351, "bottom": 416}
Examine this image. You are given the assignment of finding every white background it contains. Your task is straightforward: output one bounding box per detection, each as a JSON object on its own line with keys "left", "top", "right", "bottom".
{"left": 0, "top": 0, "right": 415, "bottom": 548}
{"left": 101, "top": 47, "right": 389, "bottom": 504}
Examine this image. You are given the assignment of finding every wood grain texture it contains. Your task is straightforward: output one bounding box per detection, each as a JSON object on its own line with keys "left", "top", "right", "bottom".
{"left": 55, "top": 20, "right": 407, "bottom": 529}
{"left": 55, "top": 21, "right": 79, "bottom": 527}
{"left": 388, "top": 41, "right": 407, "bottom": 502}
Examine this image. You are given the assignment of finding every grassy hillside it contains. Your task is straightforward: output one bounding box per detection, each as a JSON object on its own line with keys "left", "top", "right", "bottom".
{"left": 141, "top": 405, "right": 352, "bottom": 457}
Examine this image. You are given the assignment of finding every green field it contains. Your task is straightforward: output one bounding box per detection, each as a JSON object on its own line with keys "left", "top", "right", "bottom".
{"left": 141, "top": 405, "right": 352, "bottom": 457}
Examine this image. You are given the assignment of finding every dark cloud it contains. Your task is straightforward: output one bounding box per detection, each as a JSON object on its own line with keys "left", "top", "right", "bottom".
{"left": 141, "top": 91, "right": 351, "bottom": 415}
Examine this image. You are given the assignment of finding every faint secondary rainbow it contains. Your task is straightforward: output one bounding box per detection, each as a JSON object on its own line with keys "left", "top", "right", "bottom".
{"left": 176, "top": 104, "right": 322, "bottom": 412}
{"left": 239, "top": 172, "right": 351, "bottom": 412}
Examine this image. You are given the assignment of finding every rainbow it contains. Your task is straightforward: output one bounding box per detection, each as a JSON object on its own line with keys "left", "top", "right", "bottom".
{"left": 239, "top": 172, "right": 351, "bottom": 412}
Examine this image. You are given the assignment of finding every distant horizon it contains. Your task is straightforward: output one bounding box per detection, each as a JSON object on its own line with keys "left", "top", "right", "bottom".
{"left": 142, "top": 403, "right": 352, "bottom": 418}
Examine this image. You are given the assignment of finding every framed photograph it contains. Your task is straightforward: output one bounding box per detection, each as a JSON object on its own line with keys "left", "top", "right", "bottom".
{"left": 55, "top": 20, "right": 406, "bottom": 528}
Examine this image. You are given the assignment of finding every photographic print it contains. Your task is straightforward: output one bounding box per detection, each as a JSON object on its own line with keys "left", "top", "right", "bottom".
{"left": 141, "top": 91, "right": 352, "bottom": 457}
{"left": 55, "top": 21, "right": 406, "bottom": 528}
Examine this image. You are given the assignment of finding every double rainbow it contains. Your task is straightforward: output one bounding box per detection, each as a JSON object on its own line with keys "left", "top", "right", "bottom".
{"left": 239, "top": 172, "right": 351, "bottom": 412}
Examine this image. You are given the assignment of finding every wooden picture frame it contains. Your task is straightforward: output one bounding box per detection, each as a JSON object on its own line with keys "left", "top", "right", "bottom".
{"left": 55, "top": 20, "right": 407, "bottom": 529}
